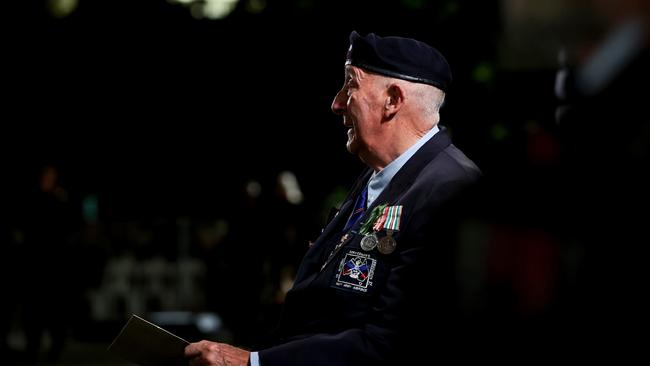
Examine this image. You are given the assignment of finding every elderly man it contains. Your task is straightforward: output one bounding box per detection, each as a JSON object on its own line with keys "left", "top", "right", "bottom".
{"left": 186, "top": 31, "right": 481, "bottom": 366}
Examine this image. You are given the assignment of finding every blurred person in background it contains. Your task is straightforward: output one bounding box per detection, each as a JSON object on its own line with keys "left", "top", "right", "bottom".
{"left": 21, "top": 165, "right": 75, "bottom": 362}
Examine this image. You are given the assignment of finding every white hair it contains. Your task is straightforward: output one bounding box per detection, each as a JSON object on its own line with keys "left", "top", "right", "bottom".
{"left": 372, "top": 72, "right": 447, "bottom": 126}
{"left": 403, "top": 81, "right": 446, "bottom": 125}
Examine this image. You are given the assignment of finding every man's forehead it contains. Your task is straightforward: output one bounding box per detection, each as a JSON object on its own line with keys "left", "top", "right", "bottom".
{"left": 344, "top": 65, "right": 364, "bottom": 79}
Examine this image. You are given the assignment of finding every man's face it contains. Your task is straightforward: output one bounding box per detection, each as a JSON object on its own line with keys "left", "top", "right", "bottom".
{"left": 331, "top": 66, "right": 386, "bottom": 162}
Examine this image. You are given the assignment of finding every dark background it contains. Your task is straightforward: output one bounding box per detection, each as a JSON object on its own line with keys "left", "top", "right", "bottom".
{"left": 1, "top": 0, "right": 648, "bottom": 364}
{"left": 2, "top": 0, "right": 502, "bottom": 217}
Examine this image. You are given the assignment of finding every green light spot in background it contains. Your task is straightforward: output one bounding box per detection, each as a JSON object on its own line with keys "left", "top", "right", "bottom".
{"left": 246, "top": 0, "right": 267, "bottom": 14}
{"left": 441, "top": 0, "right": 460, "bottom": 18}
{"left": 83, "top": 194, "right": 99, "bottom": 224}
{"left": 47, "top": 0, "right": 78, "bottom": 19}
{"left": 525, "top": 120, "right": 539, "bottom": 133}
{"left": 401, "top": 0, "right": 425, "bottom": 10}
{"left": 296, "top": 0, "right": 315, "bottom": 11}
{"left": 473, "top": 62, "right": 494, "bottom": 84}
{"left": 490, "top": 123, "right": 509, "bottom": 141}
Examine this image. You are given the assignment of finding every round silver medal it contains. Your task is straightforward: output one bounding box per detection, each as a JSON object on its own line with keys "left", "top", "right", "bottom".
{"left": 360, "top": 233, "right": 378, "bottom": 251}
{"left": 377, "top": 235, "right": 397, "bottom": 254}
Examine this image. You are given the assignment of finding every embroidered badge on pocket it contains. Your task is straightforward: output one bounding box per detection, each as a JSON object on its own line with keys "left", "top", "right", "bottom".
{"left": 333, "top": 250, "right": 377, "bottom": 293}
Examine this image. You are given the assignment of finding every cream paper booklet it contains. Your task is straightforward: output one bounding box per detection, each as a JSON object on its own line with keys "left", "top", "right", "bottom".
{"left": 108, "top": 314, "right": 189, "bottom": 366}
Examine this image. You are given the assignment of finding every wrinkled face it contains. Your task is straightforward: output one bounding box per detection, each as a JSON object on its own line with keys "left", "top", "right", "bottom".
{"left": 331, "top": 66, "right": 386, "bottom": 162}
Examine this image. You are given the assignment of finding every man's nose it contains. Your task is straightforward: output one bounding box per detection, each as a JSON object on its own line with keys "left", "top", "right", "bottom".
{"left": 331, "top": 89, "right": 346, "bottom": 115}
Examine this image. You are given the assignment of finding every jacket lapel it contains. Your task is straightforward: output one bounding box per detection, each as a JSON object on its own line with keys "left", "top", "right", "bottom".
{"left": 293, "top": 169, "right": 372, "bottom": 283}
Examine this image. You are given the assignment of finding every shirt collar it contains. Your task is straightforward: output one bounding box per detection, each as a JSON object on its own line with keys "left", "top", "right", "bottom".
{"left": 366, "top": 125, "right": 439, "bottom": 207}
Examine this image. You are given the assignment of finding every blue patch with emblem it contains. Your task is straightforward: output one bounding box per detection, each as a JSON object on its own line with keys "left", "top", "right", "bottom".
{"left": 332, "top": 250, "right": 377, "bottom": 293}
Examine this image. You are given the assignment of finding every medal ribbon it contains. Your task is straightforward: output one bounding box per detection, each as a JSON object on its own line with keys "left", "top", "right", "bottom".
{"left": 359, "top": 203, "right": 387, "bottom": 235}
{"left": 372, "top": 207, "right": 389, "bottom": 232}
{"left": 383, "top": 205, "right": 402, "bottom": 231}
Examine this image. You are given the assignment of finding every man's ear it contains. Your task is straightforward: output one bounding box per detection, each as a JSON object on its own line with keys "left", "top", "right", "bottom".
{"left": 384, "top": 83, "right": 404, "bottom": 119}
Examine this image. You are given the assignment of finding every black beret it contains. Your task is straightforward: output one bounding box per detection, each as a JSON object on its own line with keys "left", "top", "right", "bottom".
{"left": 345, "top": 31, "right": 452, "bottom": 92}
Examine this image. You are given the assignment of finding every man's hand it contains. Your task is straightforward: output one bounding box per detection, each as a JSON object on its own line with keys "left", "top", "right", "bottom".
{"left": 185, "top": 340, "right": 250, "bottom": 366}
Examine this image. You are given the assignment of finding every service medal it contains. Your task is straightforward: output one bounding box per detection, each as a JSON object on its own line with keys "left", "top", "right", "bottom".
{"left": 360, "top": 233, "right": 378, "bottom": 251}
{"left": 377, "top": 231, "right": 396, "bottom": 254}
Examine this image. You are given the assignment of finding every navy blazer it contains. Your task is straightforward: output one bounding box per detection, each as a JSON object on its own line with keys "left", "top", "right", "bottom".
{"left": 259, "top": 128, "right": 481, "bottom": 365}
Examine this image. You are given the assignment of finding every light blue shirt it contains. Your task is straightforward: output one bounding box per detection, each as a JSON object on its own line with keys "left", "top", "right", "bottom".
{"left": 367, "top": 125, "right": 439, "bottom": 207}
{"left": 250, "top": 125, "right": 439, "bottom": 366}
{"left": 250, "top": 351, "right": 259, "bottom": 366}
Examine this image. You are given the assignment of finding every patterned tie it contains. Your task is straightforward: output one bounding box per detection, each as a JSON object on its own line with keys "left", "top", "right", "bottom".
{"left": 343, "top": 185, "right": 368, "bottom": 232}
